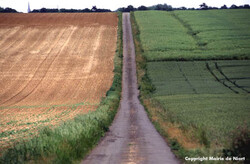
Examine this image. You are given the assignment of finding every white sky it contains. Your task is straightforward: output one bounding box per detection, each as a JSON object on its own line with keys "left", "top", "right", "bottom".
{"left": 0, "top": 0, "right": 250, "bottom": 13}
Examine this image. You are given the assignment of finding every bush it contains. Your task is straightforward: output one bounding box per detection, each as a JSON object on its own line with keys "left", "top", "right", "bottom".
{"left": 223, "top": 124, "right": 250, "bottom": 161}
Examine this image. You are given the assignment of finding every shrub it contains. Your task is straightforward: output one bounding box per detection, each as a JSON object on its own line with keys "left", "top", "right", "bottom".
{"left": 223, "top": 124, "right": 250, "bottom": 161}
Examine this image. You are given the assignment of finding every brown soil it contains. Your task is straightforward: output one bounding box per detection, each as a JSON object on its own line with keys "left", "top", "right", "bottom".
{"left": 0, "top": 13, "right": 117, "bottom": 106}
{"left": 0, "top": 13, "right": 117, "bottom": 153}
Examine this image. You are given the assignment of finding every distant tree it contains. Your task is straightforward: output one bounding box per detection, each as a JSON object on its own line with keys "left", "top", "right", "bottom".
{"left": 59, "top": 8, "right": 68, "bottom": 12}
{"left": 31, "top": 9, "right": 40, "bottom": 13}
{"left": 200, "top": 3, "right": 208, "bottom": 10}
{"left": 59, "top": 8, "right": 81, "bottom": 13}
{"left": 96, "top": 8, "right": 111, "bottom": 12}
{"left": 138, "top": 5, "right": 148, "bottom": 11}
{"left": 230, "top": 4, "right": 239, "bottom": 9}
{"left": 117, "top": 7, "right": 125, "bottom": 12}
{"left": 179, "top": 7, "right": 187, "bottom": 10}
{"left": 155, "top": 4, "right": 172, "bottom": 11}
{"left": 221, "top": 5, "right": 228, "bottom": 9}
{"left": 6, "top": 7, "right": 17, "bottom": 12}
{"left": 82, "top": 8, "right": 91, "bottom": 12}
{"left": 207, "top": 6, "right": 218, "bottom": 10}
{"left": 243, "top": 4, "right": 250, "bottom": 9}
{"left": 173, "top": 7, "right": 187, "bottom": 10}
{"left": 238, "top": 5, "right": 244, "bottom": 9}
{"left": 31, "top": 6, "right": 109, "bottom": 13}
{"left": 234, "top": 4, "right": 250, "bottom": 9}
{"left": 50, "top": 9, "right": 59, "bottom": 12}
{"left": 40, "top": 8, "right": 47, "bottom": 12}
{"left": 91, "top": 6, "right": 97, "bottom": 12}
{"left": 0, "top": 6, "right": 4, "bottom": 12}
{"left": 155, "top": 4, "right": 162, "bottom": 10}
{"left": 118, "top": 5, "right": 135, "bottom": 12}
{"left": 0, "top": 7, "right": 17, "bottom": 13}
{"left": 38, "top": 8, "right": 58, "bottom": 13}
{"left": 126, "top": 5, "right": 135, "bottom": 12}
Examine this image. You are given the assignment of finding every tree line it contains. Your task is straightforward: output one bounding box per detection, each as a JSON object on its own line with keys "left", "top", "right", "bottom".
{"left": 31, "top": 6, "right": 110, "bottom": 13}
{"left": 0, "top": 7, "right": 18, "bottom": 13}
{"left": 117, "top": 3, "right": 250, "bottom": 12}
{"left": 0, "top": 3, "right": 250, "bottom": 13}
{"left": 0, "top": 6, "right": 110, "bottom": 13}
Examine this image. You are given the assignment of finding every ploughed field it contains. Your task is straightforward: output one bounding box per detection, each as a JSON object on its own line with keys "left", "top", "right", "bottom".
{"left": 0, "top": 13, "right": 117, "bottom": 151}
{"left": 134, "top": 9, "right": 250, "bottom": 156}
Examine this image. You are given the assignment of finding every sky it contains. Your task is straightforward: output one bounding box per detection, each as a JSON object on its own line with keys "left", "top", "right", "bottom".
{"left": 0, "top": 0, "right": 250, "bottom": 13}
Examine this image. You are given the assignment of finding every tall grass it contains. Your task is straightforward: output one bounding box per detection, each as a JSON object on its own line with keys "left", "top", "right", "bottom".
{"left": 0, "top": 12, "right": 123, "bottom": 164}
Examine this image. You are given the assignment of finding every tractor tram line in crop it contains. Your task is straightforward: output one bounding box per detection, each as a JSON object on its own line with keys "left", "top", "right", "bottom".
{"left": 206, "top": 61, "right": 250, "bottom": 94}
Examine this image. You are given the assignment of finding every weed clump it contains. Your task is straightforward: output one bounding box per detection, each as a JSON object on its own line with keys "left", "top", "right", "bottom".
{"left": 223, "top": 124, "right": 250, "bottom": 161}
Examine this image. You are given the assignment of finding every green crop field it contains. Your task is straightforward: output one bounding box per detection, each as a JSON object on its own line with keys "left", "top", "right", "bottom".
{"left": 134, "top": 10, "right": 250, "bottom": 61}
{"left": 148, "top": 61, "right": 250, "bottom": 145}
{"left": 148, "top": 60, "right": 250, "bottom": 95}
{"left": 132, "top": 9, "right": 250, "bottom": 160}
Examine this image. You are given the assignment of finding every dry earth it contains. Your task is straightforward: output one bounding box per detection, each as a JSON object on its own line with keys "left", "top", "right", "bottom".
{"left": 0, "top": 13, "right": 117, "bottom": 152}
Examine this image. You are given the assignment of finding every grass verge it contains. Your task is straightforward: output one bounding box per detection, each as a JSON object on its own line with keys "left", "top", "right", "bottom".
{"left": 0, "top": 12, "right": 123, "bottom": 164}
{"left": 130, "top": 11, "right": 193, "bottom": 162}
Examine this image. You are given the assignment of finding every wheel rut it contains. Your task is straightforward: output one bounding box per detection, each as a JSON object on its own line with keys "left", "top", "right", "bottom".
{"left": 82, "top": 13, "right": 180, "bottom": 164}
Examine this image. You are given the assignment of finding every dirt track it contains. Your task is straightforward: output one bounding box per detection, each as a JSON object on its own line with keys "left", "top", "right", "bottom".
{"left": 82, "top": 13, "right": 180, "bottom": 164}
